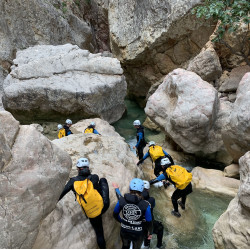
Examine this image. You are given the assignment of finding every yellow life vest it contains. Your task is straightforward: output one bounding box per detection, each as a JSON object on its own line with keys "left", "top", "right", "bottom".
{"left": 148, "top": 145, "right": 165, "bottom": 162}
{"left": 84, "top": 127, "right": 94, "bottom": 134}
{"left": 165, "top": 165, "right": 192, "bottom": 190}
{"left": 58, "top": 128, "right": 66, "bottom": 139}
{"left": 74, "top": 179, "right": 104, "bottom": 218}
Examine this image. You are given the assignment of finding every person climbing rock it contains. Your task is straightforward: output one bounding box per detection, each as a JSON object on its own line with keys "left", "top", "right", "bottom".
{"left": 57, "top": 124, "right": 66, "bottom": 139}
{"left": 63, "top": 119, "right": 73, "bottom": 136}
{"left": 84, "top": 121, "right": 100, "bottom": 135}
{"left": 133, "top": 120, "right": 147, "bottom": 160}
{"left": 137, "top": 141, "right": 174, "bottom": 177}
{"left": 58, "top": 158, "right": 110, "bottom": 249}
{"left": 142, "top": 180, "right": 164, "bottom": 249}
{"left": 113, "top": 178, "right": 153, "bottom": 249}
{"left": 149, "top": 158, "right": 193, "bottom": 218}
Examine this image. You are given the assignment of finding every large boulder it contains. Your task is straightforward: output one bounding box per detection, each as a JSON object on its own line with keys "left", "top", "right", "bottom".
{"left": 212, "top": 152, "right": 250, "bottom": 248}
{"left": 218, "top": 65, "right": 250, "bottom": 93}
{"left": 0, "top": 111, "right": 72, "bottom": 248}
{"left": 33, "top": 119, "right": 142, "bottom": 249}
{"left": 187, "top": 47, "right": 222, "bottom": 82}
{"left": 108, "top": 0, "right": 215, "bottom": 98}
{"left": 222, "top": 72, "right": 250, "bottom": 162}
{"left": 3, "top": 44, "right": 127, "bottom": 123}
{"left": 145, "top": 68, "right": 232, "bottom": 163}
{"left": 0, "top": 0, "right": 95, "bottom": 76}
{"left": 192, "top": 167, "right": 239, "bottom": 197}
{"left": 223, "top": 164, "right": 239, "bottom": 179}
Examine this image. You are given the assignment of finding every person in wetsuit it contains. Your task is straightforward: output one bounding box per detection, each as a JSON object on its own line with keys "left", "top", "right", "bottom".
{"left": 63, "top": 119, "right": 73, "bottom": 136}
{"left": 113, "top": 178, "right": 153, "bottom": 249}
{"left": 142, "top": 180, "right": 164, "bottom": 249}
{"left": 58, "top": 158, "right": 109, "bottom": 248}
{"left": 133, "top": 120, "right": 147, "bottom": 160}
{"left": 137, "top": 141, "right": 174, "bottom": 177}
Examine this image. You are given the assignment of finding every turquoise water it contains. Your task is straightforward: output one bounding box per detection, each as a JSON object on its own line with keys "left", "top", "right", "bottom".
{"left": 113, "top": 99, "right": 232, "bottom": 249}
{"left": 113, "top": 99, "right": 164, "bottom": 154}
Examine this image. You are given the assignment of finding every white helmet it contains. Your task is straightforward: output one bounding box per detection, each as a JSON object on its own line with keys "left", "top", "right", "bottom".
{"left": 90, "top": 122, "right": 96, "bottom": 127}
{"left": 76, "top": 158, "right": 89, "bottom": 168}
{"left": 66, "top": 119, "right": 72, "bottom": 125}
{"left": 133, "top": 120, "right": 141, "bottom": 126}
{"left": 143, "top": 180, "right": 150, "bottom": 190}
{"left": 148, "top": 141, "right": 155, "bottom": 147}
{"left": 161, "top": 157, "right": 171, "bottom": 166}
{"left": 57, "top": 124, "right": 63, "bottom": 130}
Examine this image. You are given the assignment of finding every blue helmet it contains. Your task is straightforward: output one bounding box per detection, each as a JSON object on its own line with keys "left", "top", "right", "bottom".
{"left": 129, "top": 178, "right": 144, "bottom": 192}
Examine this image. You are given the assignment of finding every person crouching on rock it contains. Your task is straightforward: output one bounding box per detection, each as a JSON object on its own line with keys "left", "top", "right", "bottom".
{"left": 58, "top": 158, "right": 110, "bottom": 249}
{"left": 137, "top": 141, "right": 175, "bottom": 177}
{"left": 84, "top": 121, "right": 100, "bottom": 135}
{"left": 63, "top": 119, "right": 73, "bottom": 136}
{"left": 149, "top": 158, "right": 192, "bottom": 218}
{"left": 113, "top": 178, "right": 153, "bottom": 249}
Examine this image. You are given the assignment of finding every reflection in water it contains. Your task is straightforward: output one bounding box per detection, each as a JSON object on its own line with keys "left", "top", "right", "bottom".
{"left": 113, "top": 99, "right": 232, "bottom": 249}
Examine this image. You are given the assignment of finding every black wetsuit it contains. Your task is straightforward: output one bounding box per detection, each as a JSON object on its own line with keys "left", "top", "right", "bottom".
{"left": 113, "top": 193, "right": 153, "bottom": 249}
{"left": 63, "top": 124, "right": 73, "bottom": 136}
{"left": 142, "top": 190, "right": 164, "bottom": 248}
{"left": 136, "top": 125, "right": 146, "bottom": 160}
{"left": 59, "top": 170, "right": 110, "bottom": 249}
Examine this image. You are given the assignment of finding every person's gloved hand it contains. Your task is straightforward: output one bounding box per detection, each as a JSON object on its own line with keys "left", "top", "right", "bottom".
{"left": 163, "top": 180, "right": 170, "bottom": 189}
{"left": 137, "top": 159, "right": 143, "bottom": 166}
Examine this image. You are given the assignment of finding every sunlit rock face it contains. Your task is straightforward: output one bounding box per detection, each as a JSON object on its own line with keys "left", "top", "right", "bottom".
{"left": 145, "top": 68, "right": 232, "bottom": 163}
{"left": 33, "top": 119, "right": 142, "bottom": 249}
{"left": 0, "top": 111, "right": 71, "bottom": 249}
{"left": 3, "top": 44, "right": 127, "bottom": 123}
{"left": 213, "top": 151, "right": 250, "bottom": 249}
{"left": 109, "top": 0, "right": 215, "bottom": 98}
{"left": 222, "top": 72, "right": 250, "bottom": 162}
{"left": 192, "top": 167, "right": 239, "bottom": 197}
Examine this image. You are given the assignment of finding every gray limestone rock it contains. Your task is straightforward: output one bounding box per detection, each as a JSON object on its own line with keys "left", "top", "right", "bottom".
{"left": 187, "top": 48, "right": 222, "bottom": 82}
{"left": 222, "top": 72, "right": 250, "bottom": 162}
{"left": 219, "top": 66, "right": 250, "bottom": 92}
{"left": 3, "top": 44, "right": 127, "bottom": 123}
{"left": 108, "top": 0, "right": 215, "bottom": 98}
{"left": 145, "top": 68, "right": 232, "bottom": 163}
{"left": 212, "top": 151, "right": 250, "bottom": 248}
{"left": 0, "top": 111, "right": 72, "bottom": 248}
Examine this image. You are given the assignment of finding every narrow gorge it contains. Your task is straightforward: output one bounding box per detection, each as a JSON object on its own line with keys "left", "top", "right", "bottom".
{"left": 0, "top": 0, "right": 249, "bottom": 249}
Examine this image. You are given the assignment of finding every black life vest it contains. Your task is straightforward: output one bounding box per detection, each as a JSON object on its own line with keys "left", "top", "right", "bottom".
{"left": 142, "top": 190, "right": 155, "bottom": 220}
{"left": 136, "top": 125, "right": 146, "bottom": 147}
{"left": 119, "top": 193, "right": 149, "bottom": 235}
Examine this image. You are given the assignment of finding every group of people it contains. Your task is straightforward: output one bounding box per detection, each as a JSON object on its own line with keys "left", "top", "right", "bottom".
{"left": 57, "top": 119, "right": 100, "bottom": 138}
{"left": 58, "top": 119, "right": 193, "bottom": 249}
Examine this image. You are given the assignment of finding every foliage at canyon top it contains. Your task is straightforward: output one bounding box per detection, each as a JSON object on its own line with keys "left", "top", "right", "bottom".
{"left": 193, "top": 0, "right": 250, "bottom": 65}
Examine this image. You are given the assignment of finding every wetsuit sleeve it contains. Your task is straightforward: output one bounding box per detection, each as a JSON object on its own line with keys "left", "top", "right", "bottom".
{"left": 156, "top": 173, "right": 166, "bottom": 182}
{"left": 151, "top": 198, "right": 155, "bottom": 208}
{"left": 93, "top": 129, "right": 100, "bottom": 135}
{"left": 144, "top": 205, "right": 153, "bottom": 235}
{"left": 135, "top": 132, "right": 143, "bottom": 148}
{"left": 163, "top": 151, "right": 175, "bottom": 165}
{"left": 142, "top": 152, "right": 149, "bottom": 161}
{"left": 91, "top": 174, "right": 100, "bottom": 190}
{"left": 58, "top": 178, "right": 74, "bottom": 201}
{"left": 115, "top": 188, "right": 123, "bottom": 200}
{"left": 113, "top": 201, "right": 122, "bottom": 222}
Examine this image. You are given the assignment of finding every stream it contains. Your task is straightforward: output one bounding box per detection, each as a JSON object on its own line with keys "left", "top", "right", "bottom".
{"left": 113, "top": 99, "right": 232, "bottom": 249}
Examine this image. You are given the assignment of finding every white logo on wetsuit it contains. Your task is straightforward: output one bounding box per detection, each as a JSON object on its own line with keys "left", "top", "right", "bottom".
{"left": 123, "top": 204, "right": 141, "bottom": 220}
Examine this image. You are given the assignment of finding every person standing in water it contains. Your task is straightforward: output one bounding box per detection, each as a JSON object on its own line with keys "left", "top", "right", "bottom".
{"left": 133, "top": 120, "right": 147, "bottom": 160}
{"left": 149, "top": 158, "right": 192, "bottom": 218}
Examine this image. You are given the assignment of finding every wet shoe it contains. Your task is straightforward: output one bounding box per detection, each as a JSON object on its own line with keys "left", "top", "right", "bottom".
{"left": 178, "top": 201, "right": 185, "bottom": 210}
{"left": 171, "top": 210, "right": 181, "bottom": 217}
